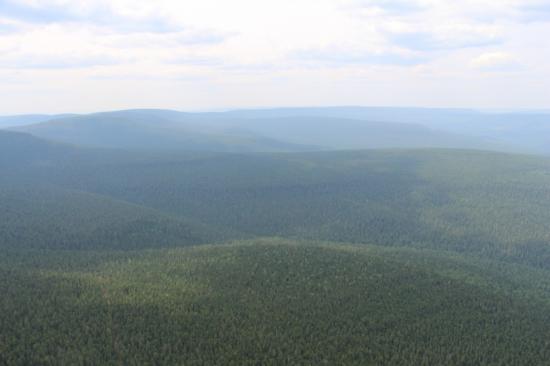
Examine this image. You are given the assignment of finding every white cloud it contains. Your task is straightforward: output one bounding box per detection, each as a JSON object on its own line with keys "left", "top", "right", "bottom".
{"left": 470, "top": 52, "right": 519, "bottom": 70}
{"left": 0, "top": 0, "right": 548, "bottom": 112}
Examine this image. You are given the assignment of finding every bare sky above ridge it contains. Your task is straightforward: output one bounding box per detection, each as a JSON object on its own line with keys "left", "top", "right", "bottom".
{"left": 0, "top": 0, "right": 549, "bottom": 114}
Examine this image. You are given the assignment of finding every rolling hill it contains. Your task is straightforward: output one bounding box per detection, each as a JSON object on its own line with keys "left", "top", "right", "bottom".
{"left": 0, "top": 131, "right": 227, "bottom": 250}
{"left": 6, "top": 107, "right": 550, "bottom": 153}
{"left": 13, "top": 111, "right": 318, "bottom": 153}
{"left": 2, "top": 130, "right": 550, "bottom": 364}
{"left": 2, "top": 130, "right": 550, "bottom": 268}
{"left": 1, "top": 239, "right": 549, "bottom": 365}
{"left": 0, "top": 114, "right": 76, "bottom": 128}
{"left": 11, "top": 108, "right": 503, "bottom": 153}
{"left": 0, "top": 185, "right": 220, "bottom": 250}
{"left": 199, "top": 116, "right": 495, "bottom": 150}
{"left": 211, "top": 106, "right": 550, "bottom": 154}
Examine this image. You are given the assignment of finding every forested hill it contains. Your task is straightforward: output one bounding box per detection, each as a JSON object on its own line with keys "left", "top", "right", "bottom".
{"left": 12, "top": 112, "right": 320, "bottom": 153}
{"left": 209, "top": 106, "right": 550, "bottom": 154}
{"left": 0, "top": 130, "right": 75, "bottom": 164}
{"left": 2, "top": 131, "right": 550, "bottom": 269}
{"left": 0, "top": 131, "right": 226, "bottom": 250}
{"left": 6, "top": 107, "right": 550, "bottom": 153}
{"left": 0, "top": 114, "right": 74, "bottom": 128}
{"left": 2, "top": 131, "right": 550, "bottom": 365}
{"left": 9, "top": 108, "right": 501, "bottom": 153}
{"left": 2, "top": 239, "right": 549, "bottom": 365}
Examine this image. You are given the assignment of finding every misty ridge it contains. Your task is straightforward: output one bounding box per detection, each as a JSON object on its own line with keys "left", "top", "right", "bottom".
{"left": 3, "top": 106, "right": 550, "bottom": 154}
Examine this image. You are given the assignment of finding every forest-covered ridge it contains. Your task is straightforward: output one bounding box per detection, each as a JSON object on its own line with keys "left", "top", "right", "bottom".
{"left": 2, "top": 127, "right": 550, "bottom": 365}
{"left": 4, "top": 107, "right": 550, "bottom": 153}
{"left": 1, "top": 239, "right": 549, "bottom": 365}
{"left": 2, "top": 130, "right": 550, "bottom": 269}
{"left": 0, "top": 108, "right": 516, "bottom": 153}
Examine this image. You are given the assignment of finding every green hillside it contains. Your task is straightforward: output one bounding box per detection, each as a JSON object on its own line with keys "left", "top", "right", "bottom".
{"left": 2, "top": 131, "right": 550, "bottom": 364}
{"left": 14, "top": 147, "right": 547, "bottom": 268}
{"left": 0, "top": 130, "right": 79, "bottom": 165}
{"left": 1, "top": 239, "right": 549, "bottom": 365}
{"left": 2, "top": 131, "right": 550, "bottom": 268}
{"left": 0, "top": 186, "right": 221, "bottom": 250}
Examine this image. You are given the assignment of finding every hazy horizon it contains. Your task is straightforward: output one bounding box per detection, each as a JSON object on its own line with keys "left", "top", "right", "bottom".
{"left": 1, "top": 0, "right": 549, "bottom": 114}
{"left": 3, "top": 105, "right": 550, "bottom": 117}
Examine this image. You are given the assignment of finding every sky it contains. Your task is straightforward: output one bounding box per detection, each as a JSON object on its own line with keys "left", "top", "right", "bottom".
{"left": 0, "top": 0, "right": 549, "bottom": 114}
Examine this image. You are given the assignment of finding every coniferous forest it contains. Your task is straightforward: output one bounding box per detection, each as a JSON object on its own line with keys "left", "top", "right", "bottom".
{"left": 1, "top": 122, "right": 550, "bottom": 365}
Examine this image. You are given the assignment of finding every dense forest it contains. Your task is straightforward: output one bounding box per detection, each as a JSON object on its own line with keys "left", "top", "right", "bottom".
{"left": 2, "top": 132, "right": 550, "bottom": 268}
{"left": 1, "top": 129, "right": 550, "bottom": 364}
{"left": 2, "top": 240, "right": 550, "bottom": 365}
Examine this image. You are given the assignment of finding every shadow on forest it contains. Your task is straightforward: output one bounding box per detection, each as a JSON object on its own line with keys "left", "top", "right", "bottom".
{"left": 2, "top": 150, "right": 550, "bottom": 269}
{"left": 2, "top": 244, "right": 550, "bottom": 365}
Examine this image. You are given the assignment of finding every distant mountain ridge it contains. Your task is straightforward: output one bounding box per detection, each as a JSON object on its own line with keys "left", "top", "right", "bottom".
{"left": 13, "top": 111, "right": 320, "bottom": 153}
{"left": 6, "top": 108, "right": 507, "bottom": 153}
{"left": 4, "top": 106, "right": 550, "bottom": 153}
{"left": 0, "top": 114, "right": 77, "bottom": 128}
{"left": 210, "top": 106, "right": 550, "bottom": 154}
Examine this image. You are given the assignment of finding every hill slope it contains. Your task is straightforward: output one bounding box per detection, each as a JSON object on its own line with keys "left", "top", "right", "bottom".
{"left": 14, "top": 108, "right": 503, "bottom": 152}
{"left": 0, "top": 185, "right": 221, "bottom": 250}
{"left": 0, "top": 130, "right": 79, "bottom": 165}
{"left": 200, "top": 116, "right": 494, "bottom": 150}
{"left": 33, "top": 148, "right": 550, "bottom": 268}
{"left": 0, "top": 114, "right": 76, "bottom": 128}
{"left": 1, "top": 239, "right": 549, "bottom": 365}
{"left": 7, "top": 107, "right": 550, "bottom": 153}
{"left": 0, "top": 131, "right": 228, "bottom": 250}
{"left": 2, "top": 131, "right": 550, "bottom": 267}
{"left": 214, "top": 107, "right": 550, "bottom": 154}
{"left": 2, "top": 130, "right": 550, "bottom": 365}
{"left": 14, "top": 111, "right": 318, "bottom": 152}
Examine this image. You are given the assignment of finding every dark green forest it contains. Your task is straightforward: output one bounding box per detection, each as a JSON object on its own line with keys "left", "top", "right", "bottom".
{"left": 1, "top": 130, "right": 550, "bottom": 365}
{"left": 2, "top": 240, "right": 550, "bottom": 365}
{"left": 3, "top": 132, "right": 550, "bottom": 267}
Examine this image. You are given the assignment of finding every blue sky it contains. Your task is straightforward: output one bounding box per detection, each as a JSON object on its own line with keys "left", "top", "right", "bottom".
{"left": 0, "top": 0, "right": 549, "bottom": 113}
